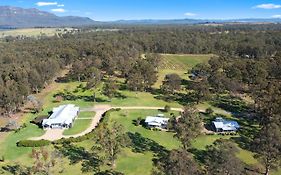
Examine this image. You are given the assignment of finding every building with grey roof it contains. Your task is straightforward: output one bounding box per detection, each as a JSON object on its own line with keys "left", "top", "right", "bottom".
{"left": 145, "top": 114, "right": 169, "bottom": 129}
{"left": 212, "top": 117, "right": 240, "bottom": 132}
{"left": 42, "top": 104, "right": 80, "bottom": 129}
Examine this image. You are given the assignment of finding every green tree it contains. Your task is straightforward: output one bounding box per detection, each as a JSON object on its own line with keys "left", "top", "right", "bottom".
{"left": 162, "top": 149, "right": 201, "bottom": 175}
{"left": 252, "top": 123, "right": 281, "bottom": 175}
{"left": 175, "top": 105, "right": 202, "bottom": 149}
{"left": 190, "top": 78, "right": 211, "bottom": 104}
{"left": 103, "top": 79, "right": 118, "bottom": 101}
{"left": 161, "top": 73, "right": 182, "bottom": 94}
{"left": 205, "top": 139, "right": 245, "bottom": 175}
{"left": 95, "top": 122, "right": 129, "bottom": 168}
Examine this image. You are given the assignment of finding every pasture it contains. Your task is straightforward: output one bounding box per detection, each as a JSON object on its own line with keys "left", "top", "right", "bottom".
{"left": 0, "top": 28, "right": 76, "bottom": 38}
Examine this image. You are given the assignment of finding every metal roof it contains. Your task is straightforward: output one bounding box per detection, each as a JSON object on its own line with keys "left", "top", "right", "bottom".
{"left": 42, "top": 104, "right": 79, "bottom": 126}
{"left": 212, "top": 118, "right": 240, "bottom": 131}
{"left": 145, "top": 116, "right": 169, "bottom": 126}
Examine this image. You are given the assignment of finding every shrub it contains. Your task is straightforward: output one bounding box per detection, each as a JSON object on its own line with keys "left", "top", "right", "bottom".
{"left": 17, "top": 140, "right": 51, "bottom": 147}
{"left": 0, "top": 156, "right": 4, "bottom": 162}
{"left": 135, "top": 117, "right": 142, "bottom": 126}
{"left": 205, "top": 107, "right": 214, "bottom": 115}
{"left": 31, "top": 115, "right": 48, "bottom": 126}
{"left": 164, "top": 105, "right": 171, "bottom": 112}
{"left": 55, "top": 95, "right": 63, "bottom": 102}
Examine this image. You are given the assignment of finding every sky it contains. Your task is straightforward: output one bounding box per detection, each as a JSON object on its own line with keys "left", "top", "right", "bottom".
{"left": 1, "top": 0, "right": 281, "bottom": 21}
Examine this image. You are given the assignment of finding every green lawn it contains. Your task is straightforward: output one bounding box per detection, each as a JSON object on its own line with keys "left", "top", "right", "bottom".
{"left": 0, "top": 113, "right": 45, "bottom": 162}
{"left": 76, "top": 111, "right": 95, "bottom": 119}
{"left": 109, "top": 109, "right": 181, "bottom": 150}
{"left": 192, "top": 135, "right": 258, "bottom": 165}
{"left": 63, "top": 112, "right": 95, "bottom": 135}
{"left": 106, "top": 109, "right": 181, "bottom": 174}
{"left": 63, "top": 119, "right": 91, "bottom": 136}
{"left": 191, "top": 135, "right": 232, "bottom": 150}
{"left": 115, "top": 148, "right": 154, "bottom": 175}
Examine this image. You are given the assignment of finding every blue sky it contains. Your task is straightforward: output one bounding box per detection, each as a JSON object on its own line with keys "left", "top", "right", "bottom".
{"left": 1, "top": 0, "right": 281, "bottom": 21}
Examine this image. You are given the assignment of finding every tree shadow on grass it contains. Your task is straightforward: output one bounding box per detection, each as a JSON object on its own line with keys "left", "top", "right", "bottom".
{"left": 210, "top": 95, "right": 250, "bottom": 115}
{"left": 188, "top": 148, "right": 207, "bottom": 164}
{"left": 56, "top": 143, "right": 101, "bottom": 173}
{"left": 53, "top": 92, "right": 108, "bottom": 103}
{"left": 127, "top": 132, "right": 169, "bottom": 166}
{"left": 94, "top": 170, "right": 124, "bottom": 175}
{"left": 153, "top": 92, "right": 195, "bottom": 106}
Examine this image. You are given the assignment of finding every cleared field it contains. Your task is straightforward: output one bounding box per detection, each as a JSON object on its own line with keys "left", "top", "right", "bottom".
{"left": 0, "top": 28, "right": 76, "bottom": 38}
{"left": 154, "top": 54, "right": 212, "bottom": 88}
{"left": 159, "top": 54, "right": 213, "bottom": 70}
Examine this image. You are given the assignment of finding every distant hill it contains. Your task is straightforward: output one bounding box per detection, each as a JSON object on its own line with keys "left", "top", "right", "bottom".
{"left": 1, "top": 6, "right": 281, "bottom": 28}
{"left": 0, "top": 6, "right": 98, "bottom": 28}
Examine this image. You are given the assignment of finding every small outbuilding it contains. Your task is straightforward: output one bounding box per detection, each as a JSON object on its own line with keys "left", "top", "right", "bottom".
{"left": 212, "top": 117, "right": 240, "bottom": 132}
{"left": 145, "top": 114, "right": 169, "bottom": 129}
{"left": 42, "top": 104, "right": 80, "bottom": 129}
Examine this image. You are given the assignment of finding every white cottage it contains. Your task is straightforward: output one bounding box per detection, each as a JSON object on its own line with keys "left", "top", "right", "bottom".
{"left": 145, "top": 114, "right": 169, "bottom": 129}
{"left": 42, "top": 104, "right": 80, "bottom": 129}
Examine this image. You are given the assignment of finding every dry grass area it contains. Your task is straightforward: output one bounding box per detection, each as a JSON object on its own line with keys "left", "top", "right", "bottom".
{"left": 0, "top": 28, "right": 76, "bottom": 38}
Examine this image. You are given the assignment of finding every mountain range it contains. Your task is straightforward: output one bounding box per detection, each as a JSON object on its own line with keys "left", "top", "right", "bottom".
{"left": 1, "top": 6, "right": 281, "bottom": 28}
{"left": 0, "top": 6, "right": 97, "bottom": 28}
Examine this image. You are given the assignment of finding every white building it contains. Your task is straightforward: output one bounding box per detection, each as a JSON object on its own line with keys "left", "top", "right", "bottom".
{"left": 145, "top": 114, "right": 169, "bottom": 129}
{"left": 212, "top": 117, "right": 240, "bottom": 132}
{"left": 42, "top": 104, "right": 80, "bottom": 129}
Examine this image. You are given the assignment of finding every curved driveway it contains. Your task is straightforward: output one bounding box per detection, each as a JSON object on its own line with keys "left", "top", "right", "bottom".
{"left": 30, "top": 105, "right": 183, "bottom": 141}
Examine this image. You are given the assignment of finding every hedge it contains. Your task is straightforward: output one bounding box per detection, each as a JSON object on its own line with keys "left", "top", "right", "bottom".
{"left": 17, "top": 140, "right": 51, "bottom": 147}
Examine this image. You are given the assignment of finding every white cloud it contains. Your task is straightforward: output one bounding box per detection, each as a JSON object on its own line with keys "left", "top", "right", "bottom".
{"left": 57, "top": 4, "right": 64, "bottom": 7}
{"left": 36, "top": 2, "right": 58, "bottom": 7}
{"left": 272, "top": 15, "right": 281, "bottom": 18}
{"left": 51, "top": 8, "right": 66, "bottom": 13}
{"left": 254, "top": 3, "right": 281, "bottom": 9}
{"left": 184, "top": 12, "right": 197, "bottom": 17}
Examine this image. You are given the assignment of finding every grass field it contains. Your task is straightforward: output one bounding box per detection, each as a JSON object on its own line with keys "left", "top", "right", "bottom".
{"left": 154, "top": 54, "right": 212, "bottom": 88}
{"left": 0, "top": 28, "right": 76, "bottom": 38}
{"left": 115, "top": 148, "right": 154, "bottom": 175}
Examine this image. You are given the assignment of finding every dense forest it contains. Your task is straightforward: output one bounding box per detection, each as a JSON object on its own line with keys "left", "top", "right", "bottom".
{"left": 1, "top": 24, "right": 281, "bottom": 117}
